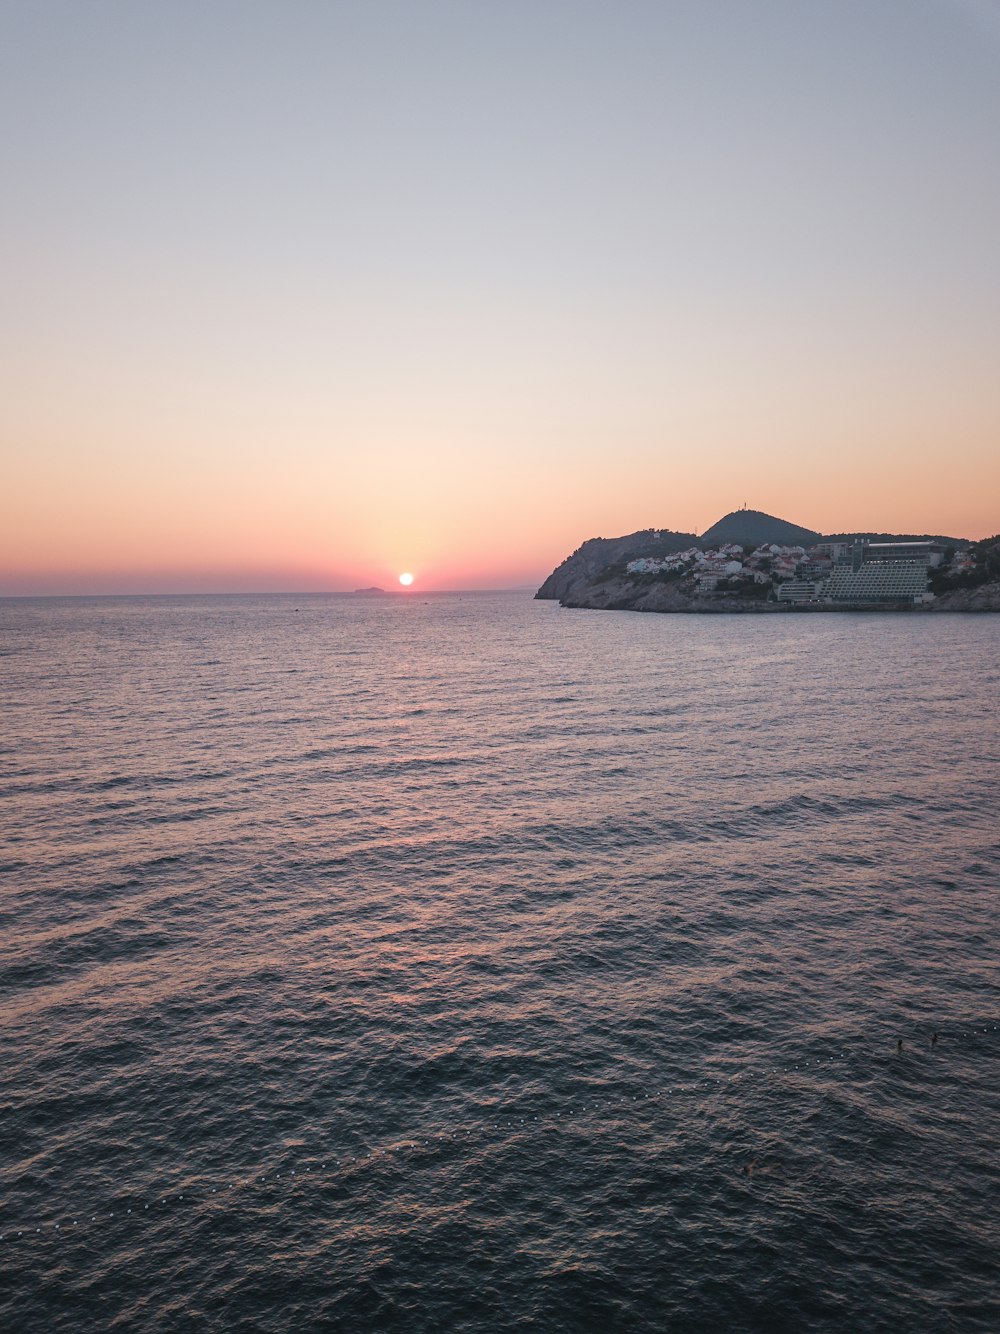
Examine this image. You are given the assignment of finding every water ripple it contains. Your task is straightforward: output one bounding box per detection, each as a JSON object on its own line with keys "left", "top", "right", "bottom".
{"left": 1, "top": 594, "right": 998, "bottom": 1331}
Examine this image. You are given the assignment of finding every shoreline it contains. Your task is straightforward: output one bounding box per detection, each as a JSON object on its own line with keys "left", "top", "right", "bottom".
{"left": 543, "top": 579, "right": 1000, "bottom": 615}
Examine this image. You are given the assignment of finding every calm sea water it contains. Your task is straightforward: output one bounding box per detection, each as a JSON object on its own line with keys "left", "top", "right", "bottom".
{"left": 2, "top": 593, "right": 998, "bottom": 1332}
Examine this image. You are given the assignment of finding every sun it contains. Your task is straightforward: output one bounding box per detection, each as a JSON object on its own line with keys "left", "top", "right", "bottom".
{"left": 398, "top": 572, "right": 414, "bottom": 587}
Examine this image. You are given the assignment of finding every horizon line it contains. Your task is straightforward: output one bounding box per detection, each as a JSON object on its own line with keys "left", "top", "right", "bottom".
{"left": 0, "top": 586, "right": 543, "bottom": 600}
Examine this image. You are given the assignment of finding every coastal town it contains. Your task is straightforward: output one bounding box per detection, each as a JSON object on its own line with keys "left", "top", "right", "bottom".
{"left": 536, "top": 509, "right": 1000, "bottom": 612}
{"left": 625, "top": 537, "right": 976, "bottom": 606}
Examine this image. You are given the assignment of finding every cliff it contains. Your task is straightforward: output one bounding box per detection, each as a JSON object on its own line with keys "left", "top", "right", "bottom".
{"left": 928, "top": 582, "right": 1000, "bottom": 611}
{"left": 535, "top": 528, "right": 697, "bottom": 602}
{"left": 559, "top": 575, "right": 782, "bottom": 613}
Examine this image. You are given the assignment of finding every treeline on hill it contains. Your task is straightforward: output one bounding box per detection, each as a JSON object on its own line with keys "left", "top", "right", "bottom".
{"left": 930, "top": 535, "right": 1000, "bottom": 593}
{"left": 822, "top": 532, "right": 965, "bottom": 545}
{"left": 592, "top": 532, "right": 700, "bottom": 584}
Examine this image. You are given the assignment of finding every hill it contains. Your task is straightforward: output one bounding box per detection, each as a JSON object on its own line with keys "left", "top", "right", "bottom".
{"left": 535, "top": 528, "right": 698, "bottom": 602}
{"left": 535, "top": 512, "right": 991, "bottom": 608}
{"left": 700, "top": 508, "right": 820, "bottom": 547}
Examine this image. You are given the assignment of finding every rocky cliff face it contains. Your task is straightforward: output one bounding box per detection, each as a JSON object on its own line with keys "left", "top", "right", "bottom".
{"left": 557, "top": 575, "right": 782, "bottom": 613}
{"left": 545, "top": 573, "right": 1000, "bottom": 615}
{"left": 929, "top": 582, "right": 1000, "bottom": 611}
{"left": 534, "top": 529, "right": 696, "bottom": 602}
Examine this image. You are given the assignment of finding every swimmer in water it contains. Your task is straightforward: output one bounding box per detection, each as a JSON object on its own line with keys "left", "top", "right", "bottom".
{"left": 932, "top": 1032, "right": 938, "bottom": 1046}
{"left": 897, "top": 1038, "right": 903, "bottom": 1052}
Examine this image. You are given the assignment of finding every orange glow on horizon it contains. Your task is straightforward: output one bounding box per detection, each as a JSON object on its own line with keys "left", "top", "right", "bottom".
{"left": 2, "top": 4, "right": 999, "bottom": 597}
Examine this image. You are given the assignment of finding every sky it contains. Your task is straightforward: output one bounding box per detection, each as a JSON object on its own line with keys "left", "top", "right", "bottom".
{"left": 2, "top": 0, "right": 999, "bottom": 594}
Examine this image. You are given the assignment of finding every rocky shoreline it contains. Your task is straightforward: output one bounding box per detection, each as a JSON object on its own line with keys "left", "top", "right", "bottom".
{"left": 537, "top": 511, "right": 1000, "bottom": 613}
{"left": 548, "top": 574, "right": 1000, "bottom": 613}
{"left": 929, "top": 583, "right": 1000, "bottom": 612}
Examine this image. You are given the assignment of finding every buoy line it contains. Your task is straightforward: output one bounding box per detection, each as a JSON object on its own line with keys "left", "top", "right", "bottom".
{"left": 1, "top": 1024, "right": 996, "bottom": 1246}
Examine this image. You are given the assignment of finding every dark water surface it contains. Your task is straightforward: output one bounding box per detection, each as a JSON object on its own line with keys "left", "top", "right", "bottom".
{"left": 2, "top": 593, "right": 998, "bottom": 1332}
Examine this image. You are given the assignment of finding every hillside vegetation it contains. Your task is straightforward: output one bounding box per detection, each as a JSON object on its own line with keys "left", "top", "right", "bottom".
{"left": 700, "top": 508, "right": 820, "bottom": 547}
{"left": 535, "top": 528, "right": 697, "bottom": 602}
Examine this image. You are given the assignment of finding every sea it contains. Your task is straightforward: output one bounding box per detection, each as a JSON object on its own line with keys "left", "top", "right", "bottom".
{"left": 1, "top": 592, "right": 998, "bottom": 1332}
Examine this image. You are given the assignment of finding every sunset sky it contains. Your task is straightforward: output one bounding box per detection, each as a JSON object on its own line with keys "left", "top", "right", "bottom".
{"left": 2, "top": 0, "right": 999, "bottom": 594}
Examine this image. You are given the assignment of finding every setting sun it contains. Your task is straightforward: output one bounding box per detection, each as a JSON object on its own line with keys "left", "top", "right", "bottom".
{"left": 399, "top": 572, "right": 414, "bottom": 586}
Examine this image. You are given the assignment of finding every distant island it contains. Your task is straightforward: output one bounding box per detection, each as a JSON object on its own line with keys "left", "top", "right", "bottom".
{"left": 354, "top": 586, "right": 388, "bottom": 595}
{"left": 536, "top": 508, "right": 1000, "bottom": 613}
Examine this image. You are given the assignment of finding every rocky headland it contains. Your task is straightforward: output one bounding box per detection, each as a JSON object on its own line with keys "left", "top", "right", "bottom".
{"left": 537, "top": 509, "right": 1000, "bottom": 613}
{"left": 535, "top": 528, "right": 697, "bottom": 603}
